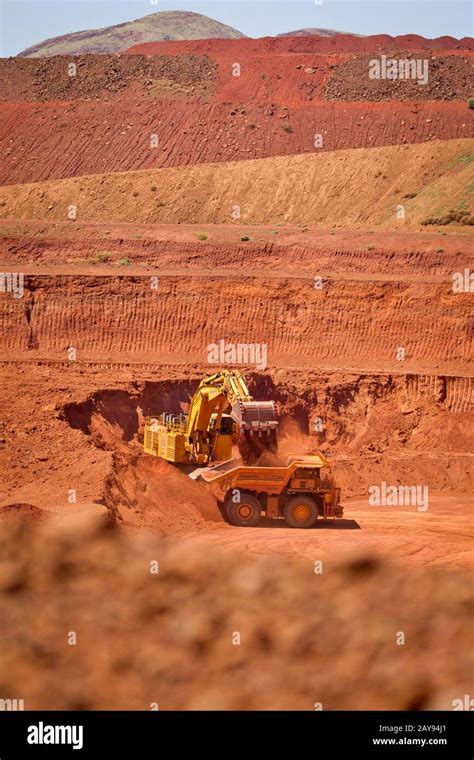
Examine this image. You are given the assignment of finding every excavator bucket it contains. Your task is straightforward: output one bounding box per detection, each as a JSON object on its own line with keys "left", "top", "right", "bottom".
{"left": 231, "top": 400, "right": 278, "bottom": 465}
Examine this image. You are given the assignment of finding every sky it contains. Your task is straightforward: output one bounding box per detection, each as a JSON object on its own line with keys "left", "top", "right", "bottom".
{"left": 0, "top": 0, "right": 473, "bottom": 57}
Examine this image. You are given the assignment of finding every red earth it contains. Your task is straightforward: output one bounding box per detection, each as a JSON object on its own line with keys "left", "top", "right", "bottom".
{"left": 1, "top": 35, "right": 472, "bottom": 184}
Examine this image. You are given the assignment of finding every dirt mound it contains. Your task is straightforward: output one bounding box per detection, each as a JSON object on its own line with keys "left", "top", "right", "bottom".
{"left": 103, "top": 454, "right": 224, "bottom": 534}
{"left": 0, "top": 503, "right": 47, "bottom": 526}
{"left": 0, "top": 516, "right": 471, "bottom": 709}
{"left": 1, "top": 139, "right": 471, "bottom": 230}
{"left": 0, "top": 54, "right": 216, "bottom": 102}
{"left": 325, "top": 54, "right": 473, "bottom": 101}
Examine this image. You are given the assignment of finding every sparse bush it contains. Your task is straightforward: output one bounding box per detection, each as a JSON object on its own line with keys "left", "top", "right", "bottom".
{"left": 197, "top": 233, "right": 208, "bottom": 241}
{"left": 281, "top": 123, "right": 293, "bottom": 133}
{"left": 367, "top": 245, "right": 376, "bottom": 251}
{"left": 422, "top": 209, "right": 473, "bottom": 226}
{"left": 116, "top": 257, "right": 131, "bottom": 266}
{"left": 403, "top": 192, "right": 417, "bottom": 199}
{"left": 247, "top": 123, "right": 257, "bottom": 129}
{"left": 468, "top": 98, "right": 474, "bottom": 109}
{"left": 150, "top": 185, "right": 157, "bottom": 192}
{"left": 132, "top": 191, "right": 139, "bottom": 197}
{"left": 88, "top": 253, "right": 110, "bottom": 265}
{"left": 436, "top": 248, "right": 445, "bottom": 253}
{"left": 240, "top": 236, "right": 251, "bottom": 241}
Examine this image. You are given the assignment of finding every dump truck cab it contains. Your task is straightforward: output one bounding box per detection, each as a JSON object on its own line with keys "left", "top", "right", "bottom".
{"left": 200, "top": 454, "right": 343, "bottom": 528}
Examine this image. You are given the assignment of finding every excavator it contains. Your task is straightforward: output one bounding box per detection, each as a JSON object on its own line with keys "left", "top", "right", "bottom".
{"left": 143, "top": 369, "right": 343, "bottom": 528}
{"left": 143, "top": 370, "right": 278, "bottom": 466}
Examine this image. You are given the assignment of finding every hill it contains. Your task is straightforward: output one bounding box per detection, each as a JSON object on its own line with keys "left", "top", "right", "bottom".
{"left": 277, "top": 28, "right": 362, "bottom": 37}
{"left": 17, "top": 10, "right": 245, "bottom": 57}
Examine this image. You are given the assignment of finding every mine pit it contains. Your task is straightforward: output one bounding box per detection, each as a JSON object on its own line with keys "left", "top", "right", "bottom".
{"left": 55, "top": 371, "right": 473, "bottom": 536}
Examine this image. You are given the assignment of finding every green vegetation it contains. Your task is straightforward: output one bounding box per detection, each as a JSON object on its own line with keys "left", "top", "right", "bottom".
{"left": 197, "top": 232, "right": 208, "bottom": 241}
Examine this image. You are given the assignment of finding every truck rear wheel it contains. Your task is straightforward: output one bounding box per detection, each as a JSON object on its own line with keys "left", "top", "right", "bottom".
{"left": 284, "top": 496, "right": 319, "bottom": 528}
{"left": 226, "top": 493, "right": 261, "bottom": 527}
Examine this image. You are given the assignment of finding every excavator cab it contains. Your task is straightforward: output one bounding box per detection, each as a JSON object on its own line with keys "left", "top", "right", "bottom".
{"left": 208, "top": 413, "right": 234, "bottom": 461}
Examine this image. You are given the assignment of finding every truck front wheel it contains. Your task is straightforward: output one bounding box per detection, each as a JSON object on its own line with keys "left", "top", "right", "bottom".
{"left": 284, "top": 496, "right": 319, "bottom": 528}
{"left": 226, "top": 493, "right": 262, "bottom": 527}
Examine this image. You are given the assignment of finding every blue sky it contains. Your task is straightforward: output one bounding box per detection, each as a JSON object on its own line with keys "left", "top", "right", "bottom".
{"left": 1, "top": 0, "right": 472, "bottom": 57}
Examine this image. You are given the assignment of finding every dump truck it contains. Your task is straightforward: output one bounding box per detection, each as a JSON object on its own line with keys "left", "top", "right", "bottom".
{"left": 144, "top": 370, "right": 278, "bottom": 466}
{"left": 198, "top": 453, "right": 343, "bottom": 528}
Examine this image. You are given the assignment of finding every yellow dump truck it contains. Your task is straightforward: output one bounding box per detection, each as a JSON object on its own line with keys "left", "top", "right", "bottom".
{"left": 199, "top": 454, "right": 342, "bottom": 528}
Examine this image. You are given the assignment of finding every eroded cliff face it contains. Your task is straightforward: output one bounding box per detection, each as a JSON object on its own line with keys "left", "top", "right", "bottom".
{"left": 1, "top": 268, "right": 471, "bottom": 374}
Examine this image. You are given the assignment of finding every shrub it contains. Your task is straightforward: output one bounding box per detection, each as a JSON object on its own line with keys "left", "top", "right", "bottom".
{"left": 116, "top": 257, "right": 131, "bottom": 266}
{"left": 467, "top": 98, "right": 474, "bottom": 109}
{"left": 87, "top": 253, "right": 111, "bottom": 265}
{"left": 281, "top": 123, "right": 293, "bottom": 133}
{"left": 197, "top": 233, "right": 208, "bottom": 241}
{"left": 240, "top": 235, "right": 251, "bottom": 241}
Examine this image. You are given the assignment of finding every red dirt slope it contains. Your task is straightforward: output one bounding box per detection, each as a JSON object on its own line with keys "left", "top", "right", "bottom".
{"left": 128, "top": 34, "right": 474, "bottom": 56}
{"left": 0, "top": 35, "right": 472, "bottom": 185}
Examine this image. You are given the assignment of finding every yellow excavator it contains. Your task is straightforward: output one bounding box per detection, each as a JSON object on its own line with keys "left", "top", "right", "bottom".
{"left": 143, "top": 370, "right": 278, "bottom": 466}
